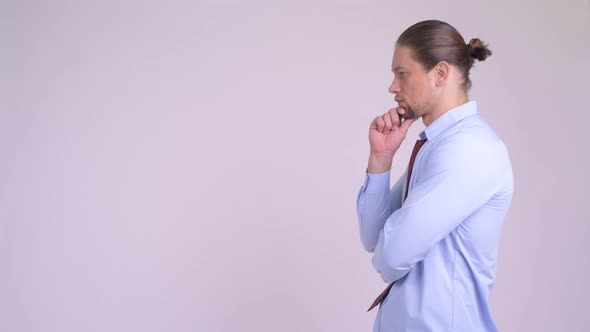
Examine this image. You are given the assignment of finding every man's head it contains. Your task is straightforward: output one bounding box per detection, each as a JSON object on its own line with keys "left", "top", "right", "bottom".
{"left": 389, "top": 20, "right": 492, "bottom": 121}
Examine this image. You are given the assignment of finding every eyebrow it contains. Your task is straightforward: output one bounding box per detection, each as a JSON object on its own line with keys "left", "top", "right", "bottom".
{"left": 392, "top": 66, "right": 408, "bottom": 72}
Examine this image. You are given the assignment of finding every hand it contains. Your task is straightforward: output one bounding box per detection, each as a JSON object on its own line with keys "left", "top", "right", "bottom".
{"left": 369, "top": 107, "right": 417, "bottom": 158}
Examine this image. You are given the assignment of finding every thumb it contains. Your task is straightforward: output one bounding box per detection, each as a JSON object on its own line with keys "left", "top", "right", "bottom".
{"left": 400, "top": 117, "right": 417, "bottom": 134}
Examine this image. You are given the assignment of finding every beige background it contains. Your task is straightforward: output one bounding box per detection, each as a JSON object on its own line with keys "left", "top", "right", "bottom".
{"left": 2, "top": 0, "right": 589, "bottom": 331}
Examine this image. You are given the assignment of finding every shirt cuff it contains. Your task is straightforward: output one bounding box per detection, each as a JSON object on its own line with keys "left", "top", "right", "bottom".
{"left": 363, "top": 169, "right": 391, "bottom": 194}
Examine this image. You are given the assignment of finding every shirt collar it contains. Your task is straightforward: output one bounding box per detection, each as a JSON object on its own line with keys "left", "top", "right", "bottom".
{"left": 419, "top": 100, "right": 479, "bottom": 140}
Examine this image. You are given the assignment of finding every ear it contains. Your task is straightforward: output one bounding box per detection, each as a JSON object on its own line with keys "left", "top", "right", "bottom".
{"left": 434, "top": 61, "right": 450, "bottom": 87}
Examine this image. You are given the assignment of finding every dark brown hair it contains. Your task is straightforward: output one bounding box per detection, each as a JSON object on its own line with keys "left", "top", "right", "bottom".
{"left": 396, "top": 20, "right": 492, "bottom": 91}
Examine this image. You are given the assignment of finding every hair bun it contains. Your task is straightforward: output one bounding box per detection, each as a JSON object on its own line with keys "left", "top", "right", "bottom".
{"left": 467, "top": 38, "right": 492, "bottom": 61}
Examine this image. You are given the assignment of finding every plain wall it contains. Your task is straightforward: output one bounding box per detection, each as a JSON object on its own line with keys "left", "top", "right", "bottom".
{"left": 2, "top": 0, "right": 589, "bottom": 331}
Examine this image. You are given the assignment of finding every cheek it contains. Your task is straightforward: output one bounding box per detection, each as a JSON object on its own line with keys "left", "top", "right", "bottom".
{"left": 415, "top": 79, "right": 431, "bottom": 97}
{"left": 400, "top": 79, "right": 411, "bottom": 94}
{"left": 404, "top": 79, "right": 420, "bottom": 98}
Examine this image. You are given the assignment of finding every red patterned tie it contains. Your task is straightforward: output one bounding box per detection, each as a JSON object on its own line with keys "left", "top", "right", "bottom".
{"left": 404, "top": 138, "right": 427, "bottom": 201}
{"left": 367, "top": 138, "right": 427, "bottom": 312}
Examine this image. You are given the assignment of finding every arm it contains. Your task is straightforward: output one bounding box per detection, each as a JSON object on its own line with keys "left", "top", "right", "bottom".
{"left": 356, "top": 169, "right": 407, "bottom": 253}
{"left": 371, "top": 136, "right": 506, "bottom": 283}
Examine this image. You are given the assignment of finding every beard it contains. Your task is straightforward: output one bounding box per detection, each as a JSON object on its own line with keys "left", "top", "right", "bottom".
{"left": 403, "top": 108, "right": 418, "bottom": 120}
{"left": 400, "top": 104, "right": 420, "bottom": 120}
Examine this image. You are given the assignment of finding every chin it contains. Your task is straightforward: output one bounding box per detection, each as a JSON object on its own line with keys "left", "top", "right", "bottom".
{"left": 404, "top": 109, "right": 419, "bottom": 120}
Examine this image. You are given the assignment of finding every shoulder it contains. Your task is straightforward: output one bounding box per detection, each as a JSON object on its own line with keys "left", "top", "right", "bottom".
{"left": 428, "top": 116, "right": 512, "bottom": 172}
{"left": 442, "top": 115, "right": 508, "bottom": 153}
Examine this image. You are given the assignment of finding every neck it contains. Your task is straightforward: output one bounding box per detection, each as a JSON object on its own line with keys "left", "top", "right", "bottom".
{"left": 422, "top": 94, "right": 469, "bottom": 127}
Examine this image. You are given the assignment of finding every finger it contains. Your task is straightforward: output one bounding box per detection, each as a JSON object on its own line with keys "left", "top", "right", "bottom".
{"left": 383, "top": 112, "right": 393, "bottom": 133}
{"left": 396, "top": 107, "right": 407, "bottom": 123}
{"left": 370, "top": 117, "right": 378, "bottom": 130}
{"left": 375, "top": 116, "right": 385, "bottom": 133}
{"left": 388, "top": 108, "right": 401, "bottom": 128}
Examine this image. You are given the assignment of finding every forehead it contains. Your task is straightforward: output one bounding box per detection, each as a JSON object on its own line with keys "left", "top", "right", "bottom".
{"left": 391, "top": 45, "right": 422, "bottom": 71}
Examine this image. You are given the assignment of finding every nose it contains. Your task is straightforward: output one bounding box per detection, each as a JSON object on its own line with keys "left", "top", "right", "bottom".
{"left": 388, "top": 77, "right": 400, "bottom": 94}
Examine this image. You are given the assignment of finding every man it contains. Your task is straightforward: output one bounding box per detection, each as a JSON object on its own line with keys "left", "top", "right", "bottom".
{"left": 356, "top": 20, "right": 514, "bottom": 331}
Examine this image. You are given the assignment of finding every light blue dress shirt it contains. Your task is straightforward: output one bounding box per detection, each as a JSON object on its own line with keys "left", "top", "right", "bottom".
{"left": 356, "top": 101, "right": 513, "bottom": 332}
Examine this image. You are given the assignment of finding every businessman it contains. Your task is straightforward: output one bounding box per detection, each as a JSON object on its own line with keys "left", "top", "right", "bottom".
{"left": 356, "top": 20, "right": 514, "bottom": 331}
